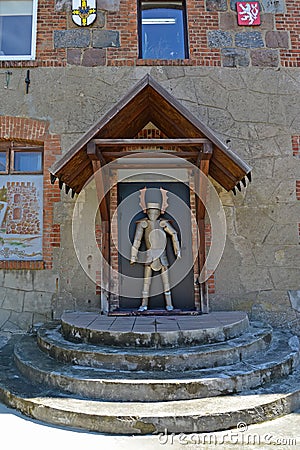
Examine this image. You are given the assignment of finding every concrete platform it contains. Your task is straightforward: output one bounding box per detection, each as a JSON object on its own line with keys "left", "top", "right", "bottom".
{"left": 61, "top": 311, "right": 250, "bottom": 347}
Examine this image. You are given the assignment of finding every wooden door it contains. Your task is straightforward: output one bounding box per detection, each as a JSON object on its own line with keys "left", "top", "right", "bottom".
{"left": 117, "top": 181, "right": 195, "bottom": 310}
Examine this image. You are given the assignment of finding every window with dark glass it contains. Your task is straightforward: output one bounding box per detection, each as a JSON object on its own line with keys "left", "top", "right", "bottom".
{"left": 138, "top": 1, "right": 188, "bottom": 60}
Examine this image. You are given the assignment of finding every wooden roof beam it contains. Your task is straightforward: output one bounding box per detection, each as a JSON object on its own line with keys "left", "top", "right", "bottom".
{"left": 92, "top": 138, "right": 210, "bottom": 147}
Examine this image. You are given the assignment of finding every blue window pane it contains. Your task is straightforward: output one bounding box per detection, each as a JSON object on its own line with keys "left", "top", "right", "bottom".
{"left": 0, "top": 152, "right": 6, "bottom": 171}
{"left": 0, "top": 16, "right": 32, "bottom": 56}
{"left": 14, "top": 152, "right": 42, "bottom": 172}
{"left": 141, "top": 6, "right": 186, "bottom": 59}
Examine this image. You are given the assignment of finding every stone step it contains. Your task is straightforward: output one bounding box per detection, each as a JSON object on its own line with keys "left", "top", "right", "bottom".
{"left": 60, "top": 311, "right": 250, "bottom": 347}
{"left": 1, "top": 336, "right": 300, "bottom": 435}
{"left": 14, "top": 331, "right": 299, "bottom": 402}
{"left": 37, "top": 321, "right": 273, "bottom": 371}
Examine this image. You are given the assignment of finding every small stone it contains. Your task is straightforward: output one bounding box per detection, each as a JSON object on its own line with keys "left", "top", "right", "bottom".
{"left": 288, "top": 290, "right": 300, "bottom": 313}
{"left": 96, "top": 11, "right": 106, "bottom": 28}
{"left": 288, "top": 336, "right": 300, "bottom": 351}
{"left": 98, "top": 0, "right": 120, "bottom": 11}
{"left": 235, "top": 32, "right": 264, "bottom": 48}
{"left": 260, "top": 0, "right": 286, "bottom": 13}
{"left": 206, "top": 0, "right": 227, "bottom": 11}
{"left": 251, "top": 49, "right": 279, "bottom": 67}
{"left": 222, "top": 48, "right": 250, "bottom": 67}
{"left": 55, "top": 0, "right": 71, "bottom": 11}
{"left": 266, "top": 31, "right": 289, "bottom": 49}
{"left": 230, "top": 0, "right": 240, "bottom": 10}
{"left": 82, "top": 48, "right": 106, "bottom": 66}
{"left": 92, "top": 30, "right": 120, "bottom": 48}
{"left": 260, "top": 13, "right": 275, "bottom": 30}
{"left": 67, "top": 49, "right": 81, "bottom": 65}
{"left": 207, "top": 31, "right": 233, "bottom": 48}
{"left": 54, "top": 30, "right": 91, "bottom": 48}
{"left": 219, "top": 13, "right": 239, "bottom": 31}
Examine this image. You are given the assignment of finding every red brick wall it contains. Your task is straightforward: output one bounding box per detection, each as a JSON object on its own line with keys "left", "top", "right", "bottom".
{"left": 0, "top": 116, "right": 61, "bottom": 269}
{"left": 2, "top": 1, "right": 300, "bottom": 68}
{"left": 292, "top": 136, "right": 300, "bottom": 157}
{"left": 296, "top": 180, "right": 300, "bottom": 201}
{"left": 277, "top": 4, "right": 300, "bottom": 67}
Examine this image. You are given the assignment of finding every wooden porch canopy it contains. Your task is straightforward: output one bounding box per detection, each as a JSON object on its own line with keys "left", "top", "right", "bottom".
{"left": 49, "top": 74, "right": 252, "bottom": 197}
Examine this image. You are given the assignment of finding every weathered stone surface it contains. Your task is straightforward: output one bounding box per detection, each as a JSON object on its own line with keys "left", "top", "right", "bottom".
{"left": 221, "top": 48, "right": 250, "bottom": 67}
{"left": 98, "top": 0, "right": 120, "bottom": 11}
{"left": 0, "top": 309, "right": 10, "bottom": 328}
{"left": 24, "top": 292, "right": 53, "bottom": 313}
{"left": 231, "top": 0, "right": 285, "bottom": 13}
{"left": 288, "top": 291, "right": 300, "bottom": 313}
{"left": 95, "top": 11, "right": 106, "bottom": 28}
{"left": 55, "top": 0, "right": 71, "bottom": 11}
{"left": 269, "top": 268, "right": 300, "bottom": 290}
{"left": 251, "top": 49, "right": 279, "bottom": 67}
{"left": 222, "top": 12, "right": 274, "bottom": 32}
{"left": 266, "top": 31, "right": 289, "bottom": 49}
{"left": 2, "top": 289, "right": 24, "bottom": 313}
{"left": 260, "top": 13, "right": 275, "bottom": 30}
{"left": 219, "top": 12, "right": 239, "bottom": 31}
{"left": 67, "top": 48, "right": 81, "bottom": 65}
{"left": 92, "top": 30, "right": 120, "bottom": 48}
{"left": 230, "top": 0, "right": 240, "bottom": 9}
{"left": 37, "top": 322, "right": 272, "bottom": 371}
{"left": 253, "top": 245, "right": 300, "bottom": 269}
{"left": 207, "top": 31, "right": 233, "bottom": 48}
{"left": 227, "top": 90, "right": 269, "bottom": 122}
{"left": 33, "top": 272, "right": 59, "bottom": 294}
{"left": 4, "top": 271, "right": 33, "bottom": 292}
{"left": 235, "top": 32, "right": 264, "bottom": 48}
{"left": 260, "top": 0, "right": 286, "bottom": 13}
{"left": 206, "top": 0, "right": 227, "bottom": 11}
{"left": 9, "top": 311, "right": 33, "bottom": 330}
{"left": 82, "top": 48, "right": 106, "bottom": 66}
{"left": 54, "top": 30, "right": 91, "bottom": 48}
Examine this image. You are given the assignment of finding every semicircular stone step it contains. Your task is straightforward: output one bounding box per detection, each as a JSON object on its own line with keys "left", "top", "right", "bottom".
{"left": 37, "top": 321, "right": 273, "bottom": 371}
{"left": 13, "top": 331, "right": 300, "bottom": 402}
{"left": 60, "top": 311, "right": 250, "bottom": 347}
{"left": 0, "top": 337, "right": 300, "bottom": 434}
{"left": 1, "top": 336, "right": 300, "bottom": 435}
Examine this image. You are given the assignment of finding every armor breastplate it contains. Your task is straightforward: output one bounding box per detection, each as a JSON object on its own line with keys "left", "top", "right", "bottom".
{"left": 144, "top": 219, "right": 168, "bottom": 270}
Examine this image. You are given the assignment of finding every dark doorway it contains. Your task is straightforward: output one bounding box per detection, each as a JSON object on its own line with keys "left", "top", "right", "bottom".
{"left": 118, "top": 181, "right": 195, "bottom": 310}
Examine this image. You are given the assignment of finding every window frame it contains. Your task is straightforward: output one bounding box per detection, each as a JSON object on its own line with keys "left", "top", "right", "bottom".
{"left": 0, "top": 148, "right": 9, "bottom": 174}
{"left": 0, "top": 141, "right": 43, "bottom": 174}
{"left": 0, "top": 0, "right": 38, "bottom": 61}
{"left": 137, "top": 0, "right": 189, "bottom": 60}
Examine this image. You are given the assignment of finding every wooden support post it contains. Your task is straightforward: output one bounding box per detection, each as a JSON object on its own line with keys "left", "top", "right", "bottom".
{"left": 88, "top": 141, "right": 110, "bottom": 312}
{"left": 196, "top": 142, "right": 212, "bottom": 314}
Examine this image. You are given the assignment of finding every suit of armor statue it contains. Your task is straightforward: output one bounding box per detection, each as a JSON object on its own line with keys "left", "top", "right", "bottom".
{"left": 130, "top": 201, "right": 181, "bottom": 312}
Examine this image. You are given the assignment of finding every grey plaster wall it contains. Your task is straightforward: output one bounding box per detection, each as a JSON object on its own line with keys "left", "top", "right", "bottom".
{"left": 0, "top": 66, "right": 299, "bottom": 332}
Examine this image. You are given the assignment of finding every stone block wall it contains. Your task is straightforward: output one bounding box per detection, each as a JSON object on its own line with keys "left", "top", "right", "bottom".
{"left": 3, "top": 0, "right": 300, "bottom": 69}
{"left": 0, "top": 67, "right": 298, "bottom": 332}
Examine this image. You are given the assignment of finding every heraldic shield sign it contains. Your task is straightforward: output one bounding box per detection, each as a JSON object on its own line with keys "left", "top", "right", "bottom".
{"left": 72, "top": 0, "right": 97, "bottom": 27}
